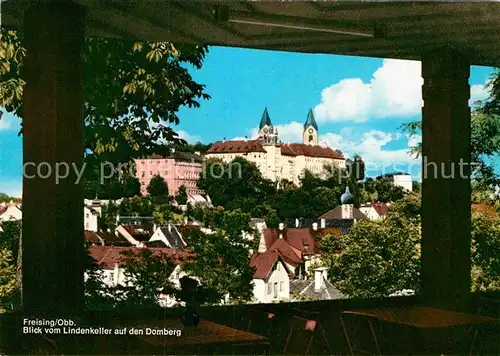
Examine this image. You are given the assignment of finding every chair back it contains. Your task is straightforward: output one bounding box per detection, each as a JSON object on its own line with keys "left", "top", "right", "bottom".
{"left": 341, "top": 311, "right": 382, "bottom": 355}
{"left": 282, "top": 316, "right": 317, "bottom": 355}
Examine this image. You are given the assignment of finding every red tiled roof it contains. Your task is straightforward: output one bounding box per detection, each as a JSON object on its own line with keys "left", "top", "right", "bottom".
{"left": 280, "top": 143, "right": 344, "bottom": 159}
{"left": 206, "top": 140, "right": 267, "bottom": 154}
{"left": 472, "top": 203, "right": 498, "bottom": 218}
{"left": 262, "top": 228, "right": 317, "bottom": 256}
{"left": 84, "top": 231, "right": 102, "bottom": 244}
{"left": 88, "top": 246, "right": 194, "bottom": 269}
{"left": 267, "top": 238, "right": 302, "bottom": 266}
{"left": 250, "top": 251, "right": 292, "bottom": 280}
{"left": 372, "top": 203, "right": 389, "bottom": 216}
{"left": 0, "top": 206, "right": 8, "bottom": 215}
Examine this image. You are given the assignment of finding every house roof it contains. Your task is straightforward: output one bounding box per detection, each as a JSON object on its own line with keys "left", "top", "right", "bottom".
{"left": 290, "top": 278, "right": 343, "bottom": 300}
{"left": 88, "top": 246, "right": 193, "bottom": 269}
{"left": 250, "top": 251, "right": 292, "bottom": 280}
{"left": 84, "top": 231, "right": 103, "bottom": 245}
{"left": 472, "top": 203, "right": 498, "bottom": 218}
{"left": 267, "top": 238, "right": 303, "bottom": 266}
{"left": 97, "top": 231, "right": 132, "bottom": 246}
{"left": 318, "top": 206, "right": 367, "bottom": 220}
{"left": 263, "top": 228, "right": 317, "bottom": 258}
{"left": 206, "top": 140, "right": 267, "bottom": 154}
{"left": 159, "top": 226, "right": 187, "bottom": 248}
{"left": 121, "top": 225, "right": 154, "bottom": 242}
{"left": 280, "top": 143, "right": 344, "bottom": 159}
{"left": 361, "top": 202, "right": 389, "bottom": 216}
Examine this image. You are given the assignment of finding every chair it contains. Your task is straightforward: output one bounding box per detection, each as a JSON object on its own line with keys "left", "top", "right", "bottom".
{"left": 340, "top": 311, "right": 381, "bottom": 355}
{"left": 246, "top": 309, "right": 276, "bottom": 337}
{"left": 292, "top": 308, "right": 332, "bottom": 354}
{"left": 282, "top": 316, "right": 317, "bottom": 355}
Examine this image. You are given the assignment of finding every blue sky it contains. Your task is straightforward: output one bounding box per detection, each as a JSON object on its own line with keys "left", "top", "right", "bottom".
{"left": 0, "top": 46, "right": 496, "bottom": 197}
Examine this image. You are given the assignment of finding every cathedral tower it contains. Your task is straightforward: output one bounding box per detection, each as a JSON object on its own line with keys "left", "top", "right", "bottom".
{"left": 303, "top": 108, "right": 318, "bottom": 145}
{"left": 258, "top": 107, "right": 278, "bottom": 145}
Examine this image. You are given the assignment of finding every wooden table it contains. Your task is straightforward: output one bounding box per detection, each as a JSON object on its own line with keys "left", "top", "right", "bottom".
{"left": 341, "top": 306, "right": 500, "bottom": 355}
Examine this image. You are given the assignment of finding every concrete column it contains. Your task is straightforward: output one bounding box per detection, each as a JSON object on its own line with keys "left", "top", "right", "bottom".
{"left": 421, "top": 50, "right": 471, "bottom": 311}
{"left": 22, "top": 2, "right": 85, "bottom": 316}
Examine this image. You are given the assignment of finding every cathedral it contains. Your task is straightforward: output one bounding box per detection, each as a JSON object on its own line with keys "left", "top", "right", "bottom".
{"left": 206, "top": 108, "right": 346, "bottom": 185}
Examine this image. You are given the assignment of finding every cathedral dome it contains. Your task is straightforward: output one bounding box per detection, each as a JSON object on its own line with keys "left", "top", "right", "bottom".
{"left": 340, "top": 186, "right": 354, "bottom": 204}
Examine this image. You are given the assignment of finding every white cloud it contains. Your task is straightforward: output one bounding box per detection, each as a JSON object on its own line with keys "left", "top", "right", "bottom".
{"left": 470, "top": 84, "right": 489, "bottom": 104}
{"left": 314, "top": 59, "right": 490, "bottom": 122}
{"left": 177, "top": 130, "right": 201, "bottom": 143}
{"left": 0, "top": 112, "right": 18, "bottom": 131}
{"left": 314, "top": 59, "right": 423, "bottom": 122}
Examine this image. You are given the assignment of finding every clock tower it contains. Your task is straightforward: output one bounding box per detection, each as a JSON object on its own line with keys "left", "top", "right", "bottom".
{"left": 303, "top": 108, "right": 318, "bottom": 145}
{"left": 258, "top": 107, "right": 277, "bottom": 145}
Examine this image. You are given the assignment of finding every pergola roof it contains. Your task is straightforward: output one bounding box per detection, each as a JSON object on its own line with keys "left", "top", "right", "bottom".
{"left": 3, "top": 1, "right": 500, "bottom": 66}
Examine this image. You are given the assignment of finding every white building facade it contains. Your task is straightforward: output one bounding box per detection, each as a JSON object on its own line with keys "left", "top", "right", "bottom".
{"left": 205, "top": 108, "right": 346, "bottom": 185}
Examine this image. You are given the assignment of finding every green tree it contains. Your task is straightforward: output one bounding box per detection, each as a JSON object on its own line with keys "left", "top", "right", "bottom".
{"left": 0, "top": 29, "right": 210, "bottom": 159}
{"left": 346, "top": 154, "right": 366, "bottom": 181}
{"left": 182, "top": 208, "right": 256, "bottom": 304}
{"left": 0, "top": 248, "right": 16, "bottom": 312}
{"left": 319, "top": 194, "right": 421, "bottom": 298}
{"left": 175, "top": 185, "right": 188, "bottom": 205}
{"left": 400, "top": 110, "right": 500, "bottom": 186}
{"left": 147, "top": 175, "right": 169, "bottom": 203}
{"left": 116, "top": 249, "right": 177, "bottom": 309}
{"left": 471, "top": 212, "right": 500, "bottom": 292}
{"left": 0, "top": 220, "right": 21, "bottom": 262}
{"left": 100, "top": 201, "right": 119, "bottom": 231}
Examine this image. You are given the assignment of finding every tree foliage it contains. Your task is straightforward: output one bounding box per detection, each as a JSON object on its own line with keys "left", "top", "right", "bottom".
{"left": 0, "top": 29, "right": 210, "bottom": 159}
{"left": 147, "top": 175, "right": 169, "bottom": 202}
{"left": 318, "top": 202, "right": 421, "bottom": 299}
{"left": 175, "top": 185, "right": 188, "bottom": 205}
{"left": 0, "top": 248, "right": 16, "bottom": 312}
{"left": 184, "top": 207, "right": 256, "bottom": 304}
{"left": 471, "top": 212, "right": 500, "bottom": 292}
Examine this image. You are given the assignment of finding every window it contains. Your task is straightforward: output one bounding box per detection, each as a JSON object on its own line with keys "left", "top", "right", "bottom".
{"left": 277, "top": 263, "right": 281, "bottom": 271}
{"left": 268, "top": 283, "right": 271, "bottom": 295}
{"left": 273, "top": 282, "right": 278, "bottom": 298}
{"left": 280, "top": 281, "right": 283, "bottom": 292}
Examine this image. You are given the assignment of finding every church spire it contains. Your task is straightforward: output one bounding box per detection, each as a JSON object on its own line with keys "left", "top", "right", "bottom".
{"left": 304, "top": 108, "right": 318, "bottom": 130}
{"left": 259, "top": 107, "right": 272, "bottom": 129}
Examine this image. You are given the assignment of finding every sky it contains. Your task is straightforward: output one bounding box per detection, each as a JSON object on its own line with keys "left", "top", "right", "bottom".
{"left": 0, "top": 46, "right": 497, "bottom": 197}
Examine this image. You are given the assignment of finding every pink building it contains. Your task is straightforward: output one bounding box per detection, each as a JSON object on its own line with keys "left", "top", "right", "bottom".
{"left": 135, "top": 150, "right": 204, "bottom": 196}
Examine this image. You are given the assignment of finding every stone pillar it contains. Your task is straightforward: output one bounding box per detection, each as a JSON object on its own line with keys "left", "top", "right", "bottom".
{"left": 22, "top": 2, "right": 85, "bottom": 316}
{"left": 421, "top": 50, "right": 471, "bottom": 311}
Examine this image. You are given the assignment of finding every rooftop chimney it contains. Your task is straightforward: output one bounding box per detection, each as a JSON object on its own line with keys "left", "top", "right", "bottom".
{"left": 168, "top": 224, "right": 171, "bottom": 233}
{"left": 183, "top": 216, "right": 188, "bottom": 225}
{"left": 312, "top": 222, "right": 318, "bottom": 231}
{"left": 295, "top": 218, "right": 299, "bottom": 228}
{"left": 194, "top": 151, "right": 200, "bottom": 156}
{"left": 244, "top": 136, "right": 248, "bottom": 142}
{"left": 320, "top": 219, "right": 326, "bottom": 229}
{"left": 314, "top": 268, "right": 323, "bottom": 292}
{"left": 171, "top": 148, "right": 176, "bottom": 153}
{"left": 278, "top": 223, "right": 284, "bottom": 231}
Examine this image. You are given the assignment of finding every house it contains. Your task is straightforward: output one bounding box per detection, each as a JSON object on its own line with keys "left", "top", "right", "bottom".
{"left": 205, "top": 108, "right": 345, "bottom": 186}
{"left": 250, "top": 251, "right": 293, "bottom": 303}
{"left": 377, "top": 173, "right": 413, "bottom": 192}
{"left": 318, "top": 186, "right": 367, "bottom": 222}
{"left": 148, "top": 224, "right": 188, "bottom": 248}
{"left": 0, "top": 204, "right": 22, "bottom": 222}
{"left": 84, "top": 205, "right": 99, "bottom": 232}
{"left": 258, "top": 223, "right": 319, "bottom": 277}
{"left": 290, "top": 267, "right": 343, "bottom": 301}
{"left": 85, "top": 230, "right": 132, "bottom": 246}
{"left": 87, "top": 245, "right": 193, "bottom": 307}
{"left": 359, "top": 202, "right": 390, "bottom": 220}
{"left": 134, "top": 150, "right": 204, "bottom": 196}
{"left": 471, "top": 203, "right": 499, "bottom": 218}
